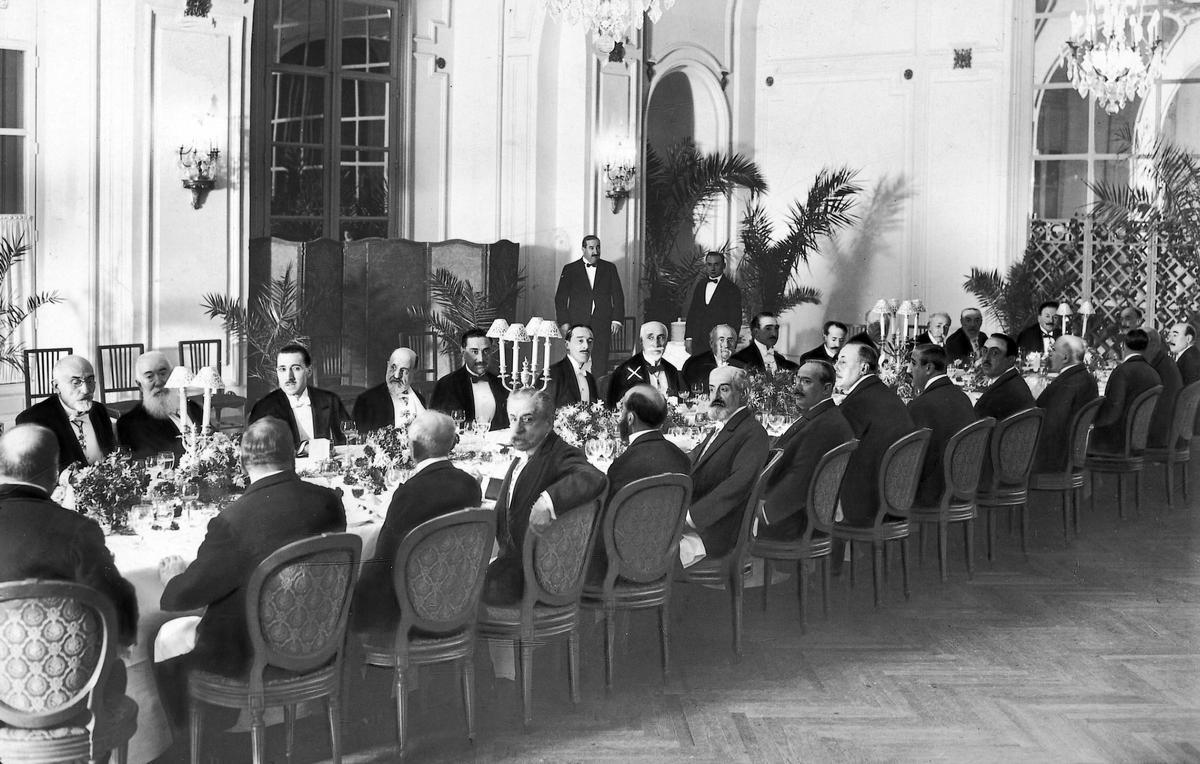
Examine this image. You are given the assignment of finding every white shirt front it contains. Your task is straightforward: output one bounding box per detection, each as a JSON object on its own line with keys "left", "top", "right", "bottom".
{"left": 391, "top": 389, "right": 425, "bottom": 427}
{"left": 60, "top": 399, "right": 104, "bottom": 464}
{"left": 469, "top": 373, "right": 497, "bottom": 426}
{"left": 287, "top": 388, "right": 316, "bottom": 443}
{"left": 584, "top": 258, "right": 597, "bottom": 314}
{"left": 704, "top": 277, "right": 720, "bottom": 305}
{"left": 754, "top": 339, "right": 778, "bottom": 372}
{"left": 568, "top": 356, "right": 590, "bottom": 403}
{"left": 644, "top": 354, "right": 668, "bottom": 393}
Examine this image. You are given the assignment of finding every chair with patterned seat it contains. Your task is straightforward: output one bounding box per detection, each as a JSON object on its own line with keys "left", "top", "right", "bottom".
{"left": 1086, "top": 385, "right": 1162, "bottom": 519}
{"left": 476, "top": 495, "right": 603, "bottom": 729}
{"left": 186, "top": 533, "right": 361, "bottom": 764}
{"left": 96, "top": 342, "right": 145, "bottom": 419}
{"left": 580, "top": 473, "right": 693, "bottom": 690}
{"left": 0, "top": 580, "right": 138, "bottom": 764}
{"left": 22, "top": 347, "right": 73, "bottom": 410}
{"left": 1030, "top": 396, "right": 1104, "bottom": 542}
{"left": 976, "top": 408, "right": 1044, "bottom": 559}
{"left": 832, "top": 429, "right": 931, "bottom": 607}
{"left": 359, "top": 509, "right": 495, "bottom": 759}
{"left": 751, "top": 440, "right": 857, "bottom": 632}
{"left": 1145, "top": 380, "right": 1200, "bottom": 509}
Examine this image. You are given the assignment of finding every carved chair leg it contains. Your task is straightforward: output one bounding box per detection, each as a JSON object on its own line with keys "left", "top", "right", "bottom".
{"left": 395, "top": 668, "right": 408, "bottom": 759}
{"left": 603, "top": 606, "right": 616, "bottom": 692}
{"left": 796, "top": 558, "right": 808, "bottom": 633}
{"left": 284, "top": 704, "right": 296, "bottom": 763}
{"left": 964, "top": 518, "right": 975, "bottom": 580}
{"left": 821, "top": 555, "right": 831, "bottom": 616}
{"left": 872, "top": 541, "right": 884, "bottom": 609}
{"left": 762, "top": 558, "right": 772, "bottom": 612}
{"left": 900, "top": 536, "right": 911, "bottom": 600}
{"left": 937, "top": 519, "right": 949, "bottom": 583}
{"left": 461, "top": 657, "right": 477, "bottom": 743}
{"left": 328, "top": 691, "right": 343, "bottom": 764}
{"left": 659, "top": 600, "right": 671, "bottom": 683}
{"left": 1166, "top": 462, "right": 1175, "bottom": 509}
{"left": 567, "top": 629, "right": 581, "bottom": 705}
{"left": 520, "top": 641, "right": 534, "bottom": 729}
{"left": 731, "top": 571, "right": 745, "bottom": 659}
{"left": 189, "top": 700, "right": 202, "bottom": 764}
{"left": 250, "top": 707, "right": 267, "bottom": 764}
{"left": 985, "top": 510, "right": 995, "bottom": 562}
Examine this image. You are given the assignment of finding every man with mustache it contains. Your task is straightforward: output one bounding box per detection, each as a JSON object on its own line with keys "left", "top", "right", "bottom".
{"left": 547, "top": 324, "right": 599, "bottom": 407}
{"left": 799, "top": 320, "right": 849, "bottom": 364}
{"left": 606, "top": 320, "right": 684, "bottom": 407}
{"left": 945, "top": 307, "right": 988, "bottom": 364}
{"left": 352, "top": 347, "right": 427, "bottom": 433}
{"left": 915, "top": 312, "right": 951, "bottom": 347}
{"left": 248, "top": 343, "right": 350, "bottom": 448}
{"left": 1143, "top": 327, "right": 1182, "bottom": 450}
{"left": 1167, "top": 322, "right": 1200, "bottom": 386}
{"left": 116, "top": 350, "right": 203, "bottom": 459}
{"left": 907, "top": 344, "right": 977, "bottom": 507}
{"left": 1033, "top": 335, "right": 1098, "bottom": 473}
{"left": 682, "top": 251, "right": 742, "bottom": 356}
{"left": 732, "top": 312, "right": 799, "bottom": 373}
{"left": 1017, "top": 301, "right": 1063, "bottom": 356}
{"left": 681, "top": 323, "right": 745, "bottom": 391}
{"left": 554, "top": 235, "right": 625, "bottom": 375}
{"left": 430, "top": 328, "right": 509, "bottom": 430}
{"left": 974, "top": 333, "right": 1034, "bottom": 421}
{"left": 16, "top": 354, "right": 116, "bottom": 471}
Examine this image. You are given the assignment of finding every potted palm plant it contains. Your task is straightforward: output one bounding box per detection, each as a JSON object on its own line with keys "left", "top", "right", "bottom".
{"left": 0, "top": 232, "right": 63, "bottom": 373}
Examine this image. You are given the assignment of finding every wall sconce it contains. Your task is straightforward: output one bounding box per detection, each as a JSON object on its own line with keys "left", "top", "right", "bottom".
{"left": 178, "top": 144, "right": 220, "bottom": 209}
{"left": 597, "top": 133, "right": 637, "bottom": 214}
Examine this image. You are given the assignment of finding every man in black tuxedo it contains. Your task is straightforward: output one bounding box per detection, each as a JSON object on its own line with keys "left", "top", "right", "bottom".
{"left": 975, "top": 334, "right": 1035, "bottom": 421}
{"left": 117, "top": 350, "right": 202, "bottom": 459}
{"left": 248, "top": 343, "right": 350, "bottom": 449}
{"left": 945, "top": 307, "right": 988, "bottom": 364}
{"left": 732, "top": 312, "right": 799, "bottom": 373}
{"left": 757, "top": 360, "right": 853, "bottom": 540}
{"left": 554, "top": 235, "right": 625, "bottom": 374}
{"left": 907, "top": 344, "right": 977, "bottom": 506}
{"left": 156, "top": 417, "right": 346, "bottom": 725}
{"left": 683, "top": 252, "right": 742, "bottom": 356}
{"left": 548, "top": 324, "right": 599, "bottom": 408}
{"left": 799, "top": 321, "right": 848, "bottom": 364}
{"left": 1119, "top": 306, "right": 1144, "bottom": 331}
{"left": 1168, "top": 322, "right": 1200, "bottom": 386}
{"left": 0, "top": 424, "right": 138, "bottom": 648}
{"left": 1145, "top": 328, "right": 1183, "bottom": 449}
{"left": 352, "top": 411, "right": 481, "bottom": 635}
{"left": 1091, "top": 329, "right": 1161, "bottom": 454}
{"left": 1016, "top": 301, "right": 1063, "bottom": 356}
{"left": 430, "top": 328, "right": 509, "bottom": 431}
{"left": 686, "top": 366, "right": 769, "bottom": 559}
{"left": 352, "top": 347, "right": 427, "bottom": 434}
{"left": 915, "top": 312, "right": 951, "bottom": 346}
{"left": 681, "top": 324, "right": 744, "bottom": 391}
{"left": 834, "top": 342, "right": 915, "bottom": 527}
{"left": 16, "top": 354, "right": 116, "bottom": 471}
{"left": 607, "top": 321, "right": 684, "bottom": 407}
{"left": 1033, "top": 335, "right": 1098, "bottom": 473}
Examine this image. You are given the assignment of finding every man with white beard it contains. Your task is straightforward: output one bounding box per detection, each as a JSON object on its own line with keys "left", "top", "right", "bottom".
{"left": 605, "top": 320, "right": 684, "bottom": 407}
{"left": 16, "top": 354, "right": 116, "bottom": 471}
{"left": 352, "top": 347, "right": 427, "bottom": 433}
{"left": 117, "top": 351, "right": 203, "bottom": 459}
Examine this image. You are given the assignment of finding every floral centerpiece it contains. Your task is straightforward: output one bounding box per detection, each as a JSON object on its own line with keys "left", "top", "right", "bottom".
{"left": 177, "top": 430, "right": 246, "bottom": 499}
{"left": 69, "top": 453, "right": 145, "bottom": 533}
{"left": 334, "top": 424, "right": 415, "bottom": 497}
{"left": 364, "top": 424, "right": 413, "bottom": 467}
{"left": 746, "top": 369, "right": 799, "bottom": 414}
{"left": 878, "top": 354, "right": 915, "bottom": 401}
{"left": 553, "top": 402, "right": 618, "bottom": 448}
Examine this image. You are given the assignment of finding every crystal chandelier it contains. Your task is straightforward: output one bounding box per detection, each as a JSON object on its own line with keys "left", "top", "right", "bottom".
{"left": 1062, "top": 0, "right": 1165, "bottom": 115}
{"left": 543, "top": 0, "right": 676, "bottom": 55}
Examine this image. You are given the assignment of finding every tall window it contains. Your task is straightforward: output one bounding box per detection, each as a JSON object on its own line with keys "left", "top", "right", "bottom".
{"left": 253, "top": 1, "right": 405, "bottom": 241}
{"left": 0, "top": 49, "right": 26, "bottom": 215}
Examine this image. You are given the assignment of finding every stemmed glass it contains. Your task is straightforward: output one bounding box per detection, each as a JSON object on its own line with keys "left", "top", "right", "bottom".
{"left": 181, "top": 480, "right": 200, "bottom": 524}
{"left": 156, "top": 451, "right": 175, "bottom": 477}
{"left": 343, "top": 421, "right": 360, "bottom": 446}
{"left": 450, "top": 410, "right": 467, "bottom": 431}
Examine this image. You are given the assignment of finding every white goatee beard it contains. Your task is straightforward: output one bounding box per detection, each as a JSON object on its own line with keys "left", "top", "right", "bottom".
{"left": 143, "top": 389, "right": 176, "bottom": 419}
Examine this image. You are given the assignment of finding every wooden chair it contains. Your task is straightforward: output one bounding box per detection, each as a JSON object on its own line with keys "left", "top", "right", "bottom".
{"left": 1030, "top": 397, "right": 1105, "bottom": 541}
{"left": 1145, "top": 380, "right": 1200, "bottom": 508}
{"left": 177, "top": 339, "right": 222, "bottom": 373}
{"left": 1086, "top": 385, "right": 1162, "bottom": 519}
{"left": 359, "top": 509, "right": 495, "bottom": 758}
{"left": 580, "top": 473, "right": 693, "bottom": 690}
{"left": 96, "top": 342, "right": 145, "bottom": 419}
{"left": 312, "top": 336, "right": 365, "bottom": 411}
{"left": 399, "top": 330, "right": 441, "bottom": 397}
{"left": 908, "top": 418, "right": 994, "bottom": 582}
{"left": 831, "top": 429, "right": 931, "bottom": 608}
{"left": 751, "top": 440, "right": 858, "bottom": 631}
{"left": 0, "top": 580, "right": 138, "bottom": 764}
{"left": 22, "top": 347, "right": 72, "bottom": 409}
{"left": 976, "top": 408, "right": 1044, "bottom": 559}
{"left": 477, "top": 495, "right": 603, "bottom": 728}
{"left": 187, "top": 533, "right": 362, "bottom": 764}
{"left": 675, "top": 451, "right": 783, "bottom": 658}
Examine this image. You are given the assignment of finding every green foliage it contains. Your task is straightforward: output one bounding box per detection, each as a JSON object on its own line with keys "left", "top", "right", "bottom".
{"left": 405, "top": 267, "right": 525, "bottom": 368}
{"left": 963, "top": 256, "right": 1073, "bottom": 336}
{"left": 1089, "top": 134, "right": 1200, "bottom": 244}
{"left": 734, "top": 167, "right": 861, "bottom": 319}
{"left": 0, "top": 233, "right": 63, "bottom": 374}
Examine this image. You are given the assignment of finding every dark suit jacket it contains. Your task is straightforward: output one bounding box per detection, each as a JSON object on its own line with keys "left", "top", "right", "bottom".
{"left": 945, "top": 328, "right": 987, "bottom": 364}
{"left": 683, "top": 277, "right": 741, "bottom": 355}
{"left": 680, "top": 352, "right": 745, "bottom": 391}
{"left": 485, "top": 432, "right": 606, "bottom": 604}
{"left": 0, "top": 484, "right": 138, "bottom": 646}
{"left": 606, "top": 354, "right": 684, "bottom": 408}
{"left": 554, "top": 258, "right": 625, "bottom": 327}
{"left": 1148, "top": 350, "right": 1183, "bottom": 449}
{"left": 160, "top": 470, "right": 346, "bottom": 676}
{"left": 116, "top": 401, "right": 203, "bottom": 460}
{"left": 429, "top": 367, "right": 509, "bottom": 431}
{"left": 1176, "top": 345, "right": 1200, "bottom": 387}
{"left": 688, "top": 408, "right": 769, "bottom": 558}
{"left": 248, "top": 387, "right": 350, "bottom": 446}
{"left": 731, "top": 342, "right": 799, "bottom": 373}
{"left": 839, "top": 375, "right": 915, "bottom": 525}
{"left": 547, "top": 357, "right": 598, "bottom": 409}
{"left": 16, "top": 397, "right": 116, "bottom": 472}
{"left": 1016, "top": 323, "right": 1062, "bottom": 356}
{"left": 1092, "top": 355, "right": 1160, "bottom": 454}
{"left": 1033, "top": 363, "right": 1098, "bottom": 473}
{"left": 908, "top": 377, "right": 978, "bottom": 506}
{"left": 352, "top": 383, "right": 426, "bottom": 434}
{"left": 798, "top": 344, "right": 839, "bottom": 365}
{"left": 975, "top": 367, "right": 1035, "bottom": 422}
{"left": 760, "top": 399, "right": 853, "bottom": 539}
{"left": 914, "top": 332, "right": 944, "bottom": 347}
{"left": 351, "top": 460, "right": 482, "bottom": 634}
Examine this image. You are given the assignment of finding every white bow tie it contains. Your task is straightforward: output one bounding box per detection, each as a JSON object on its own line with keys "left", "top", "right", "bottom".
{"left": 289, "top": 396, "right": 311, "bottom": 409}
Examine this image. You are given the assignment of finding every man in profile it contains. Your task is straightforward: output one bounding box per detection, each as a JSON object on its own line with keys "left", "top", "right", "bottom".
{"left": 732, "top": 312, "right": 799, "bottom": 373}
{"left": 353, "top": 347, "right": 426, "bottom": 433}
{"left": 555, "top": 235, "right": 625, "bottom": 375}
{"left": 799, "top": 321, "right": 848, "bottom": 364}
{"left": 681, "top": 324, "right": 743, "bottom": 391}
{"left": 915, "top": 312, "right": 951, "bottom": 346}
{"left": 945, "top": 307, "right": 987, "bottom": 364}
{"left": 1168, "top": 322, "right": 1200, "bottom": 386}
{"left": 682, "top": 251, "right": 741, "bottom": 356}
{"left": 352, "top": 411, "right": 481, "bottom": 636}
{"left": 117, "top": 350, "right": 202, "bottom": 459}
{"left": 1033, "top": 335, "right": 1098, "bottom": 474}
{"left": 1091, "top": 328, "right": 1161, "bottom": 454}
{"left": 975, "top": 333, "right": 1035, "bottom": 421}
{"left": 1144, "top": 327, "right": 1182, "bottom": 450}
{"left": 248, "top": 343, "right": 350, "bottom": 448}
{"left": 430, "top": 328, "right": 509, "bottom": 431}
{"left": 607, "top": 320, "right": 684, "bottom": 406}
{"left": 16, "top": 354, "right": 115, "bottom": 471}
{"left": 548, "top": 324, "right": 599, "bottom": 408}
{"left": 1017, "top": 300, "right": 1063, "bottom": 356}
{"left": 907, "top": 344, "right": 977, "bottom": 506}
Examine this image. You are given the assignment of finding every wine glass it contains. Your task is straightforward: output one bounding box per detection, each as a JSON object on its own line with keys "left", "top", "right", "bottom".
{"left": 343, "top": 421, "right": 360, "bottom": 446}
{"left": 584, "top": 438, "right": 605, "bottom": 463}
{"left": 181, "top": 480, "right": 201, "bottom": 523}
{"left": 156, "top": 452, "right": 175, "bottom": 474}
{"left": 766, "top": 410, "right": 786, "bottom": 436}
{"left": 450, "top": 410, "right": 467, "bottom": 431}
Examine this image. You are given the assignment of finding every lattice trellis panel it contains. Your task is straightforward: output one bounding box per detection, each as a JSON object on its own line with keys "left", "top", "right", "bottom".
{"left": 1026, "top": 218, "right": 1085, "bottom": 306}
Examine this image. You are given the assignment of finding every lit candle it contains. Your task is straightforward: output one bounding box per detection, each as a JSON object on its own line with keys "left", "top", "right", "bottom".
{"left": 511, "top": 341, "right": 520, "bottom": 380}
{"left": 529, "top": 333, "right": 539, "bottom": 375}
{"left": 202, "top": 386, "right": 212, "bottom": 433}
{"left": 179, "top": 389, "right": 188, "bottom": 432}
{"left": 543, "top": 334, "right": 551, "bottom": 376}
{"left": 498, "top": 339, "right": 507, "bottom": 374}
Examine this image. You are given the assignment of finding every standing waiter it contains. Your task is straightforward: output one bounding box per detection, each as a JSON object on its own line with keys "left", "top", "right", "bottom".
{"left": 555, "top": 234, "right": 625, "bottom": 378}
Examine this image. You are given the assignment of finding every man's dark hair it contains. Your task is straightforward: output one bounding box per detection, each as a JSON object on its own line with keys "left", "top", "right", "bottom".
{"left": 241, "top": 417, "right": 296, "bottom": 469}
{"left": 277, "top": 343, "right": 312, "bottom": 366}
{"left": 1125, "top": 328, "right": 1150, "bottom": 352}
{"left": 623, "top": 386, "right": 668, "bottom": 428}
{"left": 704, "top": 251, "right": 726, "bottom": 262}
{"left": 460, "top": 327, "right": 488, "bottom": 347}
{"left": 750, "top": 311, "right": 778, "bottom": 331}
{"left": 581, "top": 234, "right": 600, "bottom": 248}
{"left": 1037, "top": 300, "right": 1060, "bottom": 314}
{"left": 1184, "top": 324, "right": 1197, "bottom": 340}
{"left": 990, "top": 333, "right": 1019, "bottom": 358}
{"left": 566, "top": 323, "right": 594, "bottom": 341}
{"left": 823, "top": 320, "right": 848, "bottom": 335}
{"left": 913, "top": 343, "right": 949, "bottom": 372}
{"left": 800, "top": 359, "right": 836, "bottom": 388}
{"left": 848, "top": 342, "right": 880, "bottom": 374}
{"left": 846, "top": 331, "right": 877, "bottom": 349}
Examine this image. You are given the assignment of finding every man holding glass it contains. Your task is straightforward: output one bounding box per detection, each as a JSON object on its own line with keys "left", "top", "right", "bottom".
{"left": 431, "top": 328, "right": 509, "bottom": 431}
{"left": 16, "top": 354, "right": 116, "bottom": 471}
{"left": 353, "top": 347, "right": 427, "bottom": 433}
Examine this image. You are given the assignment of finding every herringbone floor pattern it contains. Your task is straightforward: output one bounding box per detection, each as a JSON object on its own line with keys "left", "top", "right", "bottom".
{"left": 165, "top": 469, "right": 1200, "bottom": 763}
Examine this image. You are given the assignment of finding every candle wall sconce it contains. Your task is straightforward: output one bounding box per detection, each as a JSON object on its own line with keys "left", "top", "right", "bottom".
{"left": 179, "top": 144, "right": 220, "bottom": 209}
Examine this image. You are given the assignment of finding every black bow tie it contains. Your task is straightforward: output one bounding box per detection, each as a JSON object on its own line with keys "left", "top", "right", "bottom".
{"left": 470, "top": 374, "right": 488, "bottom": 384}
{"left": 645, "top": 363, "right": 663, "bottom": 374}
{"left": 585, "top": 262, "right": 597, "bottom": 268}
{"left": 709, "top": 278, "right": 720, "bottom": 284}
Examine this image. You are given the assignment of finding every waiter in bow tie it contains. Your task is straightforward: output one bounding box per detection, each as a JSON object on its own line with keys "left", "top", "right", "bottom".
{"left": 606, "top": 320, "right": 684, "bottom": 407}
{"left": 554, "top": 235, "right": 625, "bottom": 379}
{"left": 1016, "top": 300, "right": 1063, "bottom": 356}
{"left": 683, "top": 251, "right": 742, "bottom": 355}
{"left": 430, "top": 328, "right": 510, "bottom": 431}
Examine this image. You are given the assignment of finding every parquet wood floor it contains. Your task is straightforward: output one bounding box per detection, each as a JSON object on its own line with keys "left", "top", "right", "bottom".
{"left": 161, "top": 468, "right": 1200, "bottom": 763}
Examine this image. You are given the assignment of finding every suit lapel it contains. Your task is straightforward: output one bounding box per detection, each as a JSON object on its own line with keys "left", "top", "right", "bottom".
{"left": 311, "top": 390, "right": 330, "bottom": 441}
{"left": 52, "top": 401, "right": 86, "bottom": 464}
{"left": 694, "top": 409, "right": 746, "bottom": 469}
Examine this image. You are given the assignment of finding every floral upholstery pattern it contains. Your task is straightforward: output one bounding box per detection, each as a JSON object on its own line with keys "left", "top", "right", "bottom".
{"left": 883, "top": 440, "right": 925, "bottom": 512}
{"left": 612, "top": 485, "right": 687, "bottom": 582}
{"left": 534, "top": 504, "right": 596, "bottom": 596}
{"left": 259, "top": 550, "right": 353, "bottom": 658}
{"left": 0, "top": 696, "right": 136, "bottom": 741}
{"left": 812, "top": 451, "right": 853, "bottom": 527}
{"left": 0, "top": 597, "right": 100, "bottom": 713}
{"left": 405, "top": 524, "right": 490, "bottom": 622}
{"left": 949, "top": 426, "right": 991, "bottom": 497}
{"left": 996, "top": 417, "right": 1040, "bottom": 484}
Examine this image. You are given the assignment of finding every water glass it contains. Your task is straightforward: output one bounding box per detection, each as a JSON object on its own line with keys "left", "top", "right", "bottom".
{"left": 450, "top": 410, "right": 467, "bottom": 430}
{"left": 344, "top": 422, "right": 361, "bottom": 446}
{"left": 156, "top": 452, "right": 175, "bottom": 473}
{"left": 181, "top": 480, "right": 201, "bottom": 522}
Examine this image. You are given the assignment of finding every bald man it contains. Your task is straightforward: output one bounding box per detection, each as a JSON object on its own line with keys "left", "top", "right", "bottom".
{"left": 117, "top": 351, "right": 203, "bottom": 459}
{"left": 16, "top": 354, "right": 116, "bottom": 471}
{"left": 352, "top": 347, "right": 427, "bottom": 433}
{"left": 1033, "top": 335, "right": 1098, "bottom": 473}
{"left": 606, "top": 320, "right": 684, "bottom": 407}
